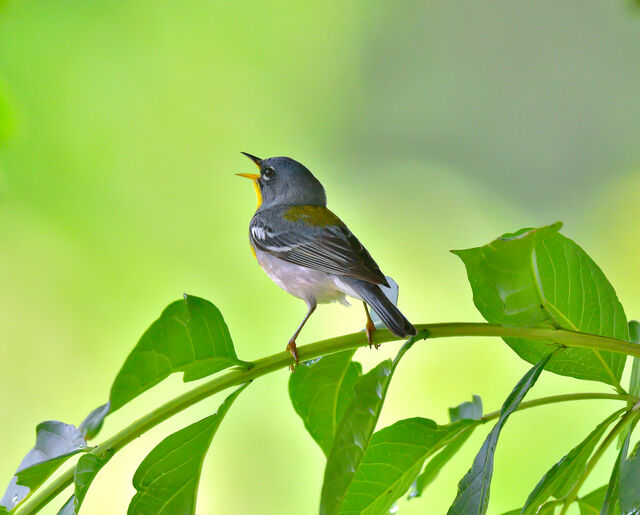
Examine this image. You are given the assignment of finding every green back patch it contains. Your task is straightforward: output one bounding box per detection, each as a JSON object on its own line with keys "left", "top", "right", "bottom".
{"left": 284, "top": 206, "right": 342, "bottom": 227}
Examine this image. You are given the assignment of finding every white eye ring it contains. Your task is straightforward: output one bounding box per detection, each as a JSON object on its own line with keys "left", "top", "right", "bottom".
{"left": 263, "top": 167, "right": 275, "bottom": 179}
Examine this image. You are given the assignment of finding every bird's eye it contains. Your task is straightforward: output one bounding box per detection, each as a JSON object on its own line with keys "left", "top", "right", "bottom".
{"left": 263, "top": 166, "right": 275, "bottom": 179}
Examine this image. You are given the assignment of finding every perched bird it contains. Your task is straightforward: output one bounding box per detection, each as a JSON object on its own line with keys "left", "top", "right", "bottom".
{"left": 236, "top": 153, "right": 416, "bottom": 366}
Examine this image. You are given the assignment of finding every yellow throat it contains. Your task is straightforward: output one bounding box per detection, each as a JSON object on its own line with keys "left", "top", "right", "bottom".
{"left": 235, "top": 173, "right": 262, "bottom": 209}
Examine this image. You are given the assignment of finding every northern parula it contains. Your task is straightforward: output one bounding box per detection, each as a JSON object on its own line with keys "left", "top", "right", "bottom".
{"left": 237, "top": 153, "right": 416, "bottom": 366}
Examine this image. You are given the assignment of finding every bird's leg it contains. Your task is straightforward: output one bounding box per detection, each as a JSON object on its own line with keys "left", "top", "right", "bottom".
{"left": 287, "top": 301, "right": 317, "bottom": 371}
{"left": 363, "top": 302, "right": 379, "bottom": 349}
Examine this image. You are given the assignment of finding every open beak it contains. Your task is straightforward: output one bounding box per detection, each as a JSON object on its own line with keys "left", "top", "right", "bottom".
{"left": 236, "top": 153, "right": 264, "bottom": 208}
{"left": 235, "top": 152, "right": 262, "bottom": 180}
{"left": 241, "top": 152, "right": 263, "bottom": 168}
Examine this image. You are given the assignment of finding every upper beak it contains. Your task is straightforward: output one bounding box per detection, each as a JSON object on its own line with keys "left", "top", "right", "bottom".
{"left": 235, "top": 172, "right": 260, "bottom": 180}
{"left": 241, "top": 152, "right": 263, "bottom": 168}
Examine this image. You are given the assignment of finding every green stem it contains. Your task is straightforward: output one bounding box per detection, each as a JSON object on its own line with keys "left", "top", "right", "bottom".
{"left": 480, "top": 393, "right": 637, "bottom": 423}
{"left": 15, "top": 323, "right": 640, "bottom": 514}
{"left": 559, "top": 402, "right": 640, "bottom": 515}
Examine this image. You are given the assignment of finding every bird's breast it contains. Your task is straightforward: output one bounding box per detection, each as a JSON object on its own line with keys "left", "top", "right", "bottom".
{"left": 254, "top": 248, "right": 349, "bottom": 305}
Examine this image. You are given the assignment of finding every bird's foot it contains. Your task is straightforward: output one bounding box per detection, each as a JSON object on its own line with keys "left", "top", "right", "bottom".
{"left": 366, "top": 320, "right": 380, "bottom": 349}
{"left": 286, "top": 339, "right": 300, "bottom": 371}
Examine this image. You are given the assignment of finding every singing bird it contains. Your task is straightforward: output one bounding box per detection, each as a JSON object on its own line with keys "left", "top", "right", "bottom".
{"left": 236, "top": 153, "right": 416, "bottom": 366}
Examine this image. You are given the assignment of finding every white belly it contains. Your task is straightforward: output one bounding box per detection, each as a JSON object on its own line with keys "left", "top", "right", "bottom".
{"left": 254, "top": 248, "right": 358, "bottom": 305}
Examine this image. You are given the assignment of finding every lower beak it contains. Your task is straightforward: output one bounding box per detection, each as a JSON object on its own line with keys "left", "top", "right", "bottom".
{"left": 235, "top": 173, "right": 261, "bottom": 180}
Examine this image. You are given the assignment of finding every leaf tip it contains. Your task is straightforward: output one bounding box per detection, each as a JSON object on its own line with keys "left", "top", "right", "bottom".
{"left": 79, "top": 402, "right": 111, "bottom": 440}
{"left": 450, "top": 248, "right": 471, "bottom": 258}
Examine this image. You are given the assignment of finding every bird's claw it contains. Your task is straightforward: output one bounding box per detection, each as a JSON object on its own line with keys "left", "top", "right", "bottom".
{"left": 366, "top": 320, "right": 380, "bottom": 349}
{"left": 286, "top": 339, "right": 300, "bottom": 371}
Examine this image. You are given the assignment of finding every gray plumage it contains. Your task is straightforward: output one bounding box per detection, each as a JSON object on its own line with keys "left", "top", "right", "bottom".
{"left": 250, "top": 205, "right": 388, "bottom": 286}
{"left": 257, "top": 157, "right": 327, "bottom": 208}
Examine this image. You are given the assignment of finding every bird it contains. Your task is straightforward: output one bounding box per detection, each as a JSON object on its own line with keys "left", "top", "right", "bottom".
{"left": 236, "top": 152, "right": 416, "bottom": 368}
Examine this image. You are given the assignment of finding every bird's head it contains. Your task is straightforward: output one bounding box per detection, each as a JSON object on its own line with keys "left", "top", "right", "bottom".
{"left": 236, "top": 153, "right": 326, "bottom": 209}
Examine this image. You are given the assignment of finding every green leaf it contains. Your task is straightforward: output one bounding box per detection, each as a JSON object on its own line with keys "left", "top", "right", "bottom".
{"left": 514, "top": 499, "right": 564, "bottom": 514}
{"left": 79, "top": 403, "right": 110, "bottom": 441}
{"left": 577, "top": 486, "right": 620, "bottom": 514}
{"left": 289, "top": 350, "right": 362, "bottom": 456}
{"left": 58, "top": 452, "right": 114, "bottom": 515}
{"left": 319, "top": 338, "right": 416, "bottom": 515}
{"left": 601, "top": 430, "right": 631, "bottom": 515}
{"left": 110, "top": 295, "right": 249, "bottom": 413}
{"left": 619, "top": 441, "right": 640, "bottom": 514}
{"left": 409, "top": 396, "right": 483, "bottom": 500}
{"left": 521, "top": 409, "right": 624, "bottom": 514}
{"left": 449, "top": 395, "right": 483, "bottom": 422}
{"left": 538, "top": 500, "right": 564, "bottom": 514}
{"left": 619, "top": 322, "right": 640, "bottom": 450}
{"left": 628, "top": 322, "right": 640, "bottom": 397}
{"left": 410, "top": 431, "right": 473, "bottom": 499}
{"left": 338, "top": 417, "right": 473, "bottom": 514}
{"left": 453, "top": 223, "right": 629, "bottom": 387}
{"left": 128, "top": 383, "right": 248, "bottom": 515}
{"left": 447, "top": 352, "right": 553, "bottom": 515}
{"left": 501, "top": 505, "right": 564, "bottom": 515}
{"left": 74, "top": 454, "right": 111, "bottom": 511}
{"left": 0, "top": 421, "right": 87, "bottom": 511}
{"left": 58, "top": 496, "right": 74, "bottom": 515}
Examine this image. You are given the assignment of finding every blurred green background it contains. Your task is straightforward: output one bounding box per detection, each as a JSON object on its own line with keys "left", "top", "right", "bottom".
{"left": 1, "top": 1, "right": 640, "bottom": 514}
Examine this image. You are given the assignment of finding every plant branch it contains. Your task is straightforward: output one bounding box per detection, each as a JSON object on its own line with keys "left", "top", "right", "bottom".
{"left": 480, "top": 392, "right": 637, "bottom": 423}
{"left": 15, "top": 323, "right": 640, "bottom": 514}
{"left": 559, "top": 401, "right": 640, "bottom": 515}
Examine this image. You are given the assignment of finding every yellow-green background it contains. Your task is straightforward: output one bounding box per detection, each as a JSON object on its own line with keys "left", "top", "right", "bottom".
{"left": 1, "top": 1, "right": 640, "bottom": 514}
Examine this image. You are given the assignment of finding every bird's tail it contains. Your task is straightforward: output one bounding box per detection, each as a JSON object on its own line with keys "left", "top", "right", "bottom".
{"left": 347, "top": 280, "right": 416, "bottom": 339}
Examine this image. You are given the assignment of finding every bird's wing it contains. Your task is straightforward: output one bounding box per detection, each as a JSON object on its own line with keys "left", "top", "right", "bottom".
{"left": 250, "top": 206, "right": 389, "bottom": 286}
